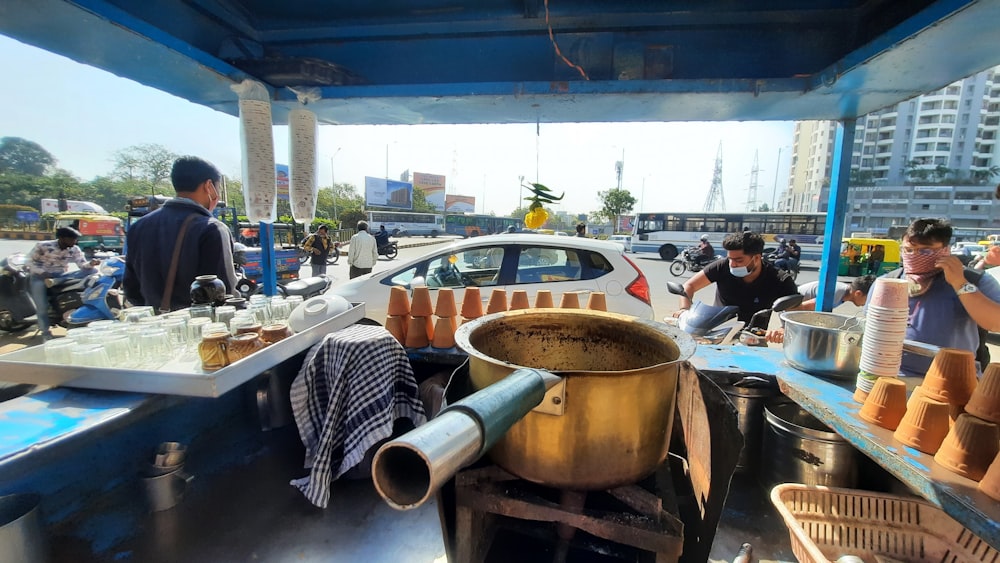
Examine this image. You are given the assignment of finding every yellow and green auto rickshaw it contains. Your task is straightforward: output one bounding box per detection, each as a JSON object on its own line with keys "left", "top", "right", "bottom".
{"left": 838, "top": 237, "right": 900, "bottom": 276}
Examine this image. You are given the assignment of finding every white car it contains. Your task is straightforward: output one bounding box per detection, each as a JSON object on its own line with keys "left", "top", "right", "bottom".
{"left": 331, "top": 234, "right": 654, "bottom": 322}
{"left": 608, "top": 235, "right": 632, "bottom": 252}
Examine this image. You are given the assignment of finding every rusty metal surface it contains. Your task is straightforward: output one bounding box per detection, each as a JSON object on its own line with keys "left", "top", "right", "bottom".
{"left": 690, "top": 344, "right": 1000, "bottom": 553}
{"left": 455, "top": 309, "right": 694, "bottom": 491}
{"left": 673, "top": 361, "right": 744, "bottom": 563}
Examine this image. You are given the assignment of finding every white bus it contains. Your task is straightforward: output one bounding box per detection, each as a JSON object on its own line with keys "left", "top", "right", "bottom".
{"left": 366, "top": 211, "right": 445, "bottom": 237}
{"left": 631, "top": 211, "right": 827, "bottom": 260}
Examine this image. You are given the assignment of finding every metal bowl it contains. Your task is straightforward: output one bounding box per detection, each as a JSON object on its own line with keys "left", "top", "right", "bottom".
{"left": 780, "top": 311, "right": 864, "bottom": 380}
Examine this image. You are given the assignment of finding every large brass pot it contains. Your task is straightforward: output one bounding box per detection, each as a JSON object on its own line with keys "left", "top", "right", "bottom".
{"left": 455, "top": 308, "right": 695, "bottom": 490}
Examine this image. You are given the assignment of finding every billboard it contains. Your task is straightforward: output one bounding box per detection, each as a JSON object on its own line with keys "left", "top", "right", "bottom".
{"left": 445, "top": 194, "right": 476, "bottom": 213}
{"left": 618, "top": 215, "right": 635, "bottom": 232}
{"left": 413, "top": 171, "right": 447, "bottom": 210}
{"left": 276, "top": 164, "right": 290, "bottom": 200}
{"left": 365, "top": 176, "right": 413, "bottom": 210}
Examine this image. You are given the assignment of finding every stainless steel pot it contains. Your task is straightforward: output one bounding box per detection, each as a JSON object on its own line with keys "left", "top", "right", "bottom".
{"left": 780, "top": 311, "right": 863, "bottom": 380}
{"left": 760, "top": 399, "right": 859, "bottom": 489}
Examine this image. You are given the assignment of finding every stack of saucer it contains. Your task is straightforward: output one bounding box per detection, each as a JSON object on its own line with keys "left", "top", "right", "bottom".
{"left": 855, "top": 278, "right": 910, "bottom": 402}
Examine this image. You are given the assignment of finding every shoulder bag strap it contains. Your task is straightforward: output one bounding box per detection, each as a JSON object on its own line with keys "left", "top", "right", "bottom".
{"left": 160, "top": 214, "right": 200, "bottom": 314}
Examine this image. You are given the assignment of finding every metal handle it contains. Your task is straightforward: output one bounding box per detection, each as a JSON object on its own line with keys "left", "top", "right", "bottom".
{"left": 902, "top": 339, "right": 940, "bottom": 358}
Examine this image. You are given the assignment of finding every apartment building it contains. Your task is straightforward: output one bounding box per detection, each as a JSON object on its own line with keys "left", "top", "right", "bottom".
{"left": 781, "top": 65, "right": 1000, "bottom": 238}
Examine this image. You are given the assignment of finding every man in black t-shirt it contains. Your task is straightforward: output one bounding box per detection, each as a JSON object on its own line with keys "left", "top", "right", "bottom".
{"left": 673, "top": 231, "right": 798, "bottom": 328}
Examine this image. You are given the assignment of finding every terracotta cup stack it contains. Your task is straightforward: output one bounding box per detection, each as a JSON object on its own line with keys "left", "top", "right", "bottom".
{"left": 486, "top": 288, "right": 508, "bottom": 315}
{"left": 406, "top": 286, "right": 434, "bottom": 348}
{"left": 854, "top": 278, "right": 909, "bottom": 403}
{"left": 559, "top": 291, "right": 581, "bottom": 309}
{"left": 859, "top": 377, "right": 908, "bottom": 431}
{"left": 460, "top": 287, "right": 484, "bottom": 325}
{"left": 933, "top": 413, "right": 1000, "bottom": 481}
{"left": 385, "top": 286, "right": 410, "bottom": 345}
{"left": 431, "top": 288, "right": 458, "bottom": 349}
{"left": 586, "top": 291, "right": 607, "bottom": 311}
{"left": 509, "top": 290, "right": 530, "bottom": 310}
{"left": 534, "top": 290, "right": 555, "bottom": 308}
{"left": 920, "top": 348, "right": 978, "bottom": 424}
{"left": 894, "top": 392, "right": 951, "bottom": 454}
{"left": 979, "top": 452, "right": 1000, "bottom": 501}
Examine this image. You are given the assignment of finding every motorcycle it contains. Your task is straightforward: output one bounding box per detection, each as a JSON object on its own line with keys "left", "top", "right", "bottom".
{"left": 66, "top": 254, "right": 126, "bottom": 325}
{"left": 764, "top": 249, "right": 800, "bottom": 281}
{"left": 665, "top": 281, "right": 802, "bottom": 346}
{"left": 297, "top": 237, "right": 341, "bottom": 265}
{"left": 0, "top": 252, "right": 122, "bottom": 332}
{"left": 232, "top": 243, "right": 334, "bottom": 300}
{"left": 377, "top": 239, "right": 398, "bottom": 260}
{"left": 669, "top": 246, "right": 721, "bottom": 276}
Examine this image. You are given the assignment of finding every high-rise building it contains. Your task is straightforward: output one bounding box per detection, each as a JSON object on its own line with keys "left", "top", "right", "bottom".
{"left": 782, "top": 65, "right": 1000, "bottom": 239}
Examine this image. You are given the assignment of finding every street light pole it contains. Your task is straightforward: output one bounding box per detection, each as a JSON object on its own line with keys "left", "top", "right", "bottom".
{"left": 772, "top": 147, "right": 783, "bottom": 210}
{"left": 331, "top": 147, "right": 342, "bottom": 223}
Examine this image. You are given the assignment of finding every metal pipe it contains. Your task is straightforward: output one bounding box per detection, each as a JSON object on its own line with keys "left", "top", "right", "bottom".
{"left": 372, "top": 368, "right": 560, "bottom": 510}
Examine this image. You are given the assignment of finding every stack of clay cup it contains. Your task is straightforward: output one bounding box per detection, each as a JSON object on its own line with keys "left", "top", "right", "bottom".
{"left": 431, "top": 289, "right": 458, "bottom": 349}
{"left": 854, "top": 278, "right": 909, "bottom": 402}
{"left": 889, "top": 348, "right": 979, "bottom": 458}
{"left": 936, "top": 360, "right": 1000, "bottom": 488}
{"left": 460, "top": 287, "right": 484, "bottom": 324}
{"left": 924, "top": 350, "right": 998, "bottom": 481}
{"left": 385, "top": 286, "right": 410, "bottom": 345}
{"left": 405, "top": 286, "right": 435, "bottom": 348}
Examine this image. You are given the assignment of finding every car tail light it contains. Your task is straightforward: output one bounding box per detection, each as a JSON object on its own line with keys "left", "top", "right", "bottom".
{"left": 622, "top": 255, "right": 651, "bottom": 305}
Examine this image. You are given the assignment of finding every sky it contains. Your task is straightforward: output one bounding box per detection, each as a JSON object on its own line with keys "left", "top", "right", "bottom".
{"left": 0, "top": 34, "right": 796, "bottom": 218}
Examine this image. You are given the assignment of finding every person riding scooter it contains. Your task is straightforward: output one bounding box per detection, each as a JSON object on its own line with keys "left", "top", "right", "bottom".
{"left": 28, "top": 227, "right": 99, "bottom": 339}
{"left": 695, "top": 234, "right": 715, "bottom": 267}
{"left": 375, "top": 224, "right": 391, "bottom": 249}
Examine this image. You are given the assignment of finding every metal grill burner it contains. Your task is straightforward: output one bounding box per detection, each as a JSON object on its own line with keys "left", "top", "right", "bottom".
{"left": 452, "top": 465, "right": 684, "bottom": 562}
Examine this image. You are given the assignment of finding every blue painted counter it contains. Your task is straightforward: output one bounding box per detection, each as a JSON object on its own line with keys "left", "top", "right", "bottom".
{"left": 691, "top": 345, "right": 1000, "bottom": 552}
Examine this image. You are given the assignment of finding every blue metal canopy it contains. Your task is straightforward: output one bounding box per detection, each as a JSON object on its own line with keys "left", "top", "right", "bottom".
{"left": 2, "top": 0, "right": 999, "bottom": 125}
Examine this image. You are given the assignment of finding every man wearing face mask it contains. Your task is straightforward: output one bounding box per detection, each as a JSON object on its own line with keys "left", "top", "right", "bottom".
{"left": 124, "top": 156, "right": 238, "bottom": 312}
{"left": 886, "top": 218, "right": 1000, "bottom": 376}
{"left": 673, "top": 231, "right": 799, "bottom": 329}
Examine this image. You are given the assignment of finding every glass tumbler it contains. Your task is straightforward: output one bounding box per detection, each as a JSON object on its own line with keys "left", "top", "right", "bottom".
{"left": 189, "top": 304, "right": 214, "bottom": 319}
{"left": 186, "top": 317, "right": 213, "bottom": 347}
{"left": 70, "top": 344, "right": 111, "bottom": 368}
{"left": 121, "top": 306, "right": 155, "bottom": 323}
{"left": 161, "top": 318, "right": 189, "bottom": 352}
{"left": 285, "top": 295, "right": 304, "bottom": 314}
{"left": 102, "top": 334, "right": 133, "bottom": 366}
{"left": 138, "top": 327, "right": 170, "bottom": 368}
{"left": 214, "top": 305, "right": 236, "bottom": 327}
{"left": 44, "top": 338, "right": 77, "bottom": 364}
{"left": 269, "top": 298, "right": 291, "bottom": 323}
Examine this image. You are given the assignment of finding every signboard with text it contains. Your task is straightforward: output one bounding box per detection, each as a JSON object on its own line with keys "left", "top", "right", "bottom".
{"left": 413, "top": 171, "right": 447, "bottom": 210}
{"left": 276, "top": 164, "right": 290, "bottom": 200}
{"left": 445, "top": 194, "right": 476, "bottom": 213}
{"left": 365, "top": 176, "right": 413, "bottom": 209}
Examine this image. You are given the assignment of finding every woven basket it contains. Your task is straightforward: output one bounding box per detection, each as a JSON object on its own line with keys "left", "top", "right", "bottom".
{"left": 770, "top": 484, "right": 998, "bottom": 562}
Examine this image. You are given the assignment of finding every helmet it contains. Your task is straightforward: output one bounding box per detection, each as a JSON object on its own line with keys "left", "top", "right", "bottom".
{"left": 700, "top": 235, "right": 709, "bottom": 242}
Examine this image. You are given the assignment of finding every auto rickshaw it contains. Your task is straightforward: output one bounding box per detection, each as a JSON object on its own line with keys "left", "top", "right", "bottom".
{"left": 838, "top": 237, "right": 900, "bottom": 276}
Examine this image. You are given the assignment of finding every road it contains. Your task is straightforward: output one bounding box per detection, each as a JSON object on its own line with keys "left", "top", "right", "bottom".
{"left": 8, "top": 237, "right": 996, "bottom": 356}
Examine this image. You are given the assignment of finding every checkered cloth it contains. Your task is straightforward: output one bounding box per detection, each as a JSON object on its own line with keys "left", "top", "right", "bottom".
{"left": 290, "top": 324, "right": 426, "bottom": 508}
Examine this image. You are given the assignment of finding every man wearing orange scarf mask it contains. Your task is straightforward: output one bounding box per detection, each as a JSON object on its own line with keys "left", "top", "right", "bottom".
{"left": 893, "top": 218, "right": 1000, "bottom": 376}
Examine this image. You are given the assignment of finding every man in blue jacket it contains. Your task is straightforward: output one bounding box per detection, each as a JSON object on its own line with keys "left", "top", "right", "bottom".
{"left": 124, "top": 156, "right": 238, "bottom": 312}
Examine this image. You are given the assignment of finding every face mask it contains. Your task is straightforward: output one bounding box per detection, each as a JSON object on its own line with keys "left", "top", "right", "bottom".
{"left": 206, "top": 181, "right": 219, "bottom": 213}
{"left": 730, "top": 257, "right": 756, "bottom": 278}
{"left": 901, "top": 247, "right": 949, "bottom": 275}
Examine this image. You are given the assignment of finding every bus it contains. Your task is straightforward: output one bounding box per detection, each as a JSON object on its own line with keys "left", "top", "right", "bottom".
{"left": 366, "top": 211, "right": 445, "bottom": 237}
{"left": 631, "top": 211, "right": 827, "bottom": 261}
{"left": 445, "top": 214, "right": 521, "bottom": 237}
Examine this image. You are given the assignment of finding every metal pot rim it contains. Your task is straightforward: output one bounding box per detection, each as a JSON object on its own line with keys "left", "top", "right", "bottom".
{"left": 454, "top": 308, "right": 696, "bottom": 373}
{"left": 780, "top": 311, "right": 864, "bottom": 334}
{"left": 764, "top": 399, "right": 845, "bottom": 442}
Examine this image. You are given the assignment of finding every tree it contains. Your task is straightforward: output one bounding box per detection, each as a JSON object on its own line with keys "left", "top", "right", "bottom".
{"left": 0, "top": 137, "right": 56, "bottom": 176}
{"left": 111, "top": 143, "right": 178, "bottom": 191}
{"left": 411, "top": 187, "right": 438, "bottom": 213}
{"left": 597, "top": 187, "right": 637, "bottom": 233}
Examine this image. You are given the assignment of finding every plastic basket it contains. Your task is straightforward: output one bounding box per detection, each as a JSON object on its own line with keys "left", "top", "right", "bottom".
{"left": 770, "top": 484, "right": 999, "bottom": 563}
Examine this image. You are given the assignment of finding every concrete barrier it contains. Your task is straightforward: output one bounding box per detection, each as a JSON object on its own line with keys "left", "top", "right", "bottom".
{"left": 0, "top": 231, "right": 47, "bottom": 241}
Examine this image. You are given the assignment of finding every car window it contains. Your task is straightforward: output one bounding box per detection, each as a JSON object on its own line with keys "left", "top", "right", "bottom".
{"left": 514, "top": 246, "right": 612, "bottom": 284}
{"left": 425, "top": 248, "right": 503, "bottom": 288}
